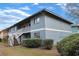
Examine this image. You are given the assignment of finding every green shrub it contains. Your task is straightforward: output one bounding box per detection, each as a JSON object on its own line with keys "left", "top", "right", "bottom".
{"left": 2, "top": 38, "right": 8, "bottom": 43}
{"left": 43, "top": 39, "right": 53, "bottom": 50}
{"left": 22, "top": 38, "right": 41, "bottom": 48}
{"left": 21, "top": 38, "right": 53, "bottom": 50}
{"left": 0, "top": 38, "right": 2, "bottom": 42}
{"left": 57, "top": 33, "right": 79, "bottom": 56}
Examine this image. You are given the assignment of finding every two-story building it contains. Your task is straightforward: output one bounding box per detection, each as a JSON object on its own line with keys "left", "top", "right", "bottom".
{"left": 72, "top": 24, "right": 79, "bottom": 33}
{"left": 0, "top": 28, "right": 9, "bottom": 43}
{"left": 0, "top": 9, "right": 73, "bottom": 46}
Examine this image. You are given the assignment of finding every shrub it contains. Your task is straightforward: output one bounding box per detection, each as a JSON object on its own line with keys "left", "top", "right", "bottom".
{"left": 2, "top": 38, "right": 8, "bottom": 43}
{"left": 42, "top": 39, "right": 53, "bottom": 50}
{"left": 22, "top": 38, "right": 41, "bottom": 48}
{"left": 21, "top": 38, "right": 53, "bottom": 50}
{"left": 0, "top": 38, "right": 2, "bottom": 42}
{"left": 57, "top": 33, "right": 79, "bottom": 56}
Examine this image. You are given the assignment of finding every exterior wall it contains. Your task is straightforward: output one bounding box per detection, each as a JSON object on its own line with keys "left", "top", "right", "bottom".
{"left": 8, "top": 26, "right": 17, "bottom": 35}
{"left": 8, "top": 26, "right": 17, "bottom": 34}
{"left": 44, "top": 15, "right": 72, "bottom": 43}
{"left": 30, "top": 14, "right": 46, "bottom": 39}
{"left": 30, "top": 14, "right": 45, "bottom": 30}
{"left": 20, "top": 14, "right": 72, "bottom": 44}
{"left": 31, "top": 30, "right": 46, "bottom": 39}
{"left": 7, "top": 12, "right": 72, "bottom": 45}
{"left": 45, "top": 15, "right": 72, "bottom": 31}
{"left": 72, "top": 26, "right": 79, "bottom": 33}
{"left": 1, "top": 31, "right": 8, "bottom": 39}
{"left": 0, "top": 31, "right": 4, "bottom": 39}
{"left": 45, "top": 30, "right": 71, "bottom": 44}
{"left": 0, "top": 32, "right": 1, "bottom": 39}
{"left": 0, "top": 30, "right": 8, "bottom": 44}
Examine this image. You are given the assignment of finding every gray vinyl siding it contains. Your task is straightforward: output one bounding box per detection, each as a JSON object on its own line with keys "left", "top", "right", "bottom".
{"left": 30, "top": 14, "right": 72, "bottom": 43}
{"left": 9, "top": 26, "right": 17, "bottom": 34}
{"left": 45, "top": 30, "right": 70, "bottom": 44}
{"left": 30, "top": 14, "right": 46, "bottom": 39}
{"left": 44, "top": 15, "right": 72, "bottom": 43}
{"left": 30, "top": 14, "right": 45, "bottom": 30}
{"left": 31, "top": 30, "right": 46, "bottom": 39}
{"left": 45, "top": 15, "right": 71, "bottom": 31}
{"left": 8, "top": 13, "right": 72, "bottom": 44}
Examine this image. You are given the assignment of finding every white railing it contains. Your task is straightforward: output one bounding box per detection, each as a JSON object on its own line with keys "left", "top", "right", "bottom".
{"left": 14, "top": 26, "right": 30, "bottom": 38}
{"left": 8, "top": 26, "right": 30, "bottom": 46}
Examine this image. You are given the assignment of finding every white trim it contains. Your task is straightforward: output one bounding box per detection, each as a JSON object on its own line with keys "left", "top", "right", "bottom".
{"left": 8, "top": 28, "right": 72, "bottom": 37}
{"left": 45, "top": 28, "right": 72, "bottom": 32}
{"left": 30, "top": 28, "right": 72, "bottom": 33}
{"left": 8, "top": 28, "right": 72, "bottom": 36}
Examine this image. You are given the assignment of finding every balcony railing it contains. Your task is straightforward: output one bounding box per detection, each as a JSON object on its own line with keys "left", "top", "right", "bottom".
{"left": 14, "top": 26, "right": 30, "bottom": 37}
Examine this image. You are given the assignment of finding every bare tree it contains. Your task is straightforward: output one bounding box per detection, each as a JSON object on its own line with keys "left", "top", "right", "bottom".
{"left": 66, "top": 3, "right": 79, "bottom": 17}
{"left": 65, "top": 3, "right": 79, "bottom": 24}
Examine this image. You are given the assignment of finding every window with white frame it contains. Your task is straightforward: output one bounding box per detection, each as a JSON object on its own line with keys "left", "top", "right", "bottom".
{"left": 34, "top": 17, "right": 40, "bottom": 24}
{"left": 34, "top": 32, "right": 40, "bottom": 38}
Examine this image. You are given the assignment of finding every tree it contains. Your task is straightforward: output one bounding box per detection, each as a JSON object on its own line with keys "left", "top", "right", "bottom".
{"left": 66, "top": 3, "right": 79, "bottom": 17}
{"left": 65, "top": 3, "right": 79, "bottom": 24}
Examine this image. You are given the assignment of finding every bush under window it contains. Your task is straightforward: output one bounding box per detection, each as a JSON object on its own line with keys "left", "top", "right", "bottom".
{"left": 21, "top": 38, "right": 53, "bottom": 50}
{"left": 21, "top": 38, "right": 41, "bottom": 48}
{"left": 42, "top": 39, "right": 53, "bottom": 50}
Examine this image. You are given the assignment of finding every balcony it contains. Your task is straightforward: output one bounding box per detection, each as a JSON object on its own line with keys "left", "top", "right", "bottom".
{"left": 14, "top": 26, "right": 31, "bottom": 37}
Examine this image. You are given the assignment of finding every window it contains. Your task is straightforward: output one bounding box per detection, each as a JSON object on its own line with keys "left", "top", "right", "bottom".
{"left": 34, "top": 17, "right": 40, "bottom": 24}
{"left": 34, "top": 32, "right": 40, "bottom": 38}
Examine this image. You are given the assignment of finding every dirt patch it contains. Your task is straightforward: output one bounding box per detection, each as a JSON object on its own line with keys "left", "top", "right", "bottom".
{"left": 0, "top": 45, "right": 7, "bottom": 56}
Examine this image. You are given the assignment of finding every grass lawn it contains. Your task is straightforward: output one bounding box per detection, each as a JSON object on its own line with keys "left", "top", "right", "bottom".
{"left": 0, "top": 42, "right": 60, "bottom": 56}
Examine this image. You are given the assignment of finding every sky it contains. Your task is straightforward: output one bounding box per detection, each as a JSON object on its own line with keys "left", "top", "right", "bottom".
{"left": 0, "top": 3, "right": 75, "bottom": 30}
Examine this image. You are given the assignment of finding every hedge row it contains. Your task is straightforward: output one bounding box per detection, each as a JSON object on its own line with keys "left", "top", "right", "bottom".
{"left": 57, "top": 33, "right": 79, "bottom": 56}
{"left": 21, "top": 39, "right": 53, "bottom": 50}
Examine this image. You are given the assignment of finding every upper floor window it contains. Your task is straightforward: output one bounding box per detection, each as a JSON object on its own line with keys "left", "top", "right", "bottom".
{"left": 34, "top": 17, "right": 40, "bottom": 24}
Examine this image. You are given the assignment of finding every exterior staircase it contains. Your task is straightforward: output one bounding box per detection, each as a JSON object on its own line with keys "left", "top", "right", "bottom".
{"left": 8, "top": 26, "right": 30, "bottom": 46}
